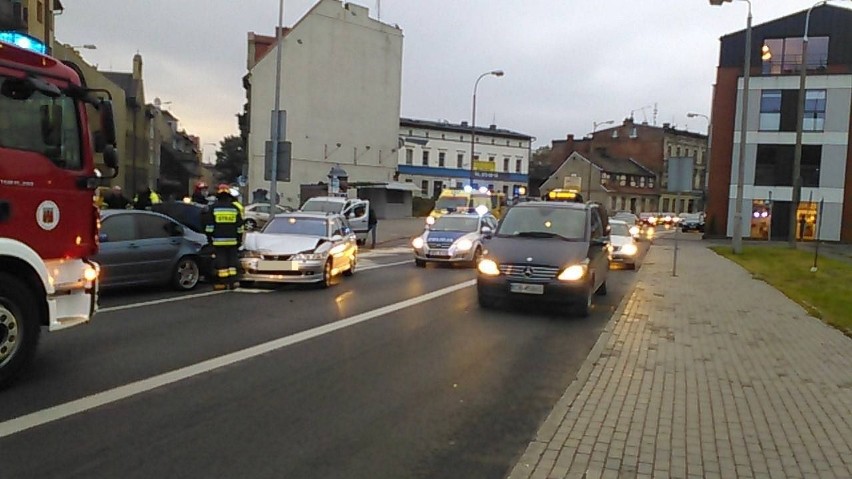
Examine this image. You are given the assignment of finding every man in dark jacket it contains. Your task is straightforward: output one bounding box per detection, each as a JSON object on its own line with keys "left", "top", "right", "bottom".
{"left": 203, "top": 184, "right": 245, "bottom": 290}
{"left": 367, "top": 207, "right": 378, "bottom": 249}
{"left": 104, "top": 186, "right": 130, "bottom": 209}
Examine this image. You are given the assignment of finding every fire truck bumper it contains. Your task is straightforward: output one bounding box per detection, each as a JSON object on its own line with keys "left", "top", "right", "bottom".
{"left": 45, "top": 258, "right": 99, "bottom": 331}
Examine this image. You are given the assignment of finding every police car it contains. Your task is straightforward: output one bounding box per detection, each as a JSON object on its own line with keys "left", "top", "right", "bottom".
{"left": 412, "top": 210, "right": 498, "bottom": 267}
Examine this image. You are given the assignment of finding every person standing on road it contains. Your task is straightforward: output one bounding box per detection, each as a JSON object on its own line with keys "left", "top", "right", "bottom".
{"left": 368, "top": 206, "right": 378, "bottom": 249}
{"left": 133, "top": 187, "right": 161, "bottom": 210}
{"left": 104, "top": 185, "right": 130, "bottom": 209}
{"left": 204, "top": 184, "right": 245, "bottom": 290}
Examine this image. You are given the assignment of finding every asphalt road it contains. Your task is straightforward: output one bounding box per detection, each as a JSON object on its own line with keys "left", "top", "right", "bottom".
{"left": 0, "top": 238, "right": 656, "bottom": 479}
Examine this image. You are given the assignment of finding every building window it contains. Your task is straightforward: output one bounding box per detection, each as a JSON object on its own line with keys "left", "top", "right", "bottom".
{"left": 610, "top": 196, "right": 617, "bottom": 210}
{"left": 37, "top": 1, "right": 43, "bottom": 23}
{"left": 425, "top": 132, "right": 430, "bottom": 138}
{"left": 619, "top": 175, "right": 626, "bottom": 186}
{"left": 457, "top": 153, "right": 464, "bottom": 168}
{"left": 667, "top": 145, "right": 672, "bottom": 157}
{"left": 422, "top": 150, "right": 430, "bottom": 166}
{"left": 804, "top": 90, "right": 826, "bottom": 132}
{"left": 455, "top": 181, "right": 463, "bottom": 188}
{"left": 503, "top": 157, "right": 509, "bottom": 171}
{"left": 612, "top": 130, "right": 619, "bottom": 139}
{"left": 441, "top": 134, "right": 445, "bottom": 139}
{"left": 515, "top": 159, "right": 522, "bottom": 173}
{"left": 491, "top": 139, "right": 495, "bottom": 145}
{"left": 489, "top": 155, "right": 495, "bottom": 163}
{"left": 420, "top": 180, "right": 429, "bottom": 196}
{"left": 405, "top": 149, "right": 413, "bottom": 165}
{"left": 629, "top": 127, "right": 637, "bottom": 139}
{"left": 639, "top": 177, "right": 646, "bottom": 188}
{"left": 755, "top": 144, "right": 821, "bottom": 187}
{"left": 759, "top": 90, "right": 782, "bottom": 131}
{"left": 438, "top": 151, "right": 446, "bottom": 167}
{"left": 676, "top": 146, "right": 681, "bottom": 156}
{"left": 648, "top": 178, "right": 655, "bottom": 189}
{"left": 506, "top": 140, "right": 511, "bottom": 146}
{"left": 762, "top": 37, "right": 829, "bottom": 74}
{"left": 502, "top": 185, "right": 509, "bottom": 196}
{"left": 630, "top": 177, "right": 637, "bottom": 187}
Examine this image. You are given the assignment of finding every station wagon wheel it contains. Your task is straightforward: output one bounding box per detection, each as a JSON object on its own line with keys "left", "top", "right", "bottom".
{"left": 320, "top": 258, "right": 334, "bottom": 288}
{"left": 343, "top": 254, "right": 356, "bottom": 277}
{"left": 173, "top": 256, "right": 200, "bottom": 291}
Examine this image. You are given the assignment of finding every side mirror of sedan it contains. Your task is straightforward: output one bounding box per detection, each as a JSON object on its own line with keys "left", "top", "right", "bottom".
{"left": 481, "top": 226, "right": 493, "bottom": 238}
{"left": 98, "top": 233, "right": 108, "bottom": 242}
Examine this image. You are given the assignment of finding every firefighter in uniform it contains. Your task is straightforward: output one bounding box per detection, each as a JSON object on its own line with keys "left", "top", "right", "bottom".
{"left": 204, "top": 184, "right": 244, "bottom": 290}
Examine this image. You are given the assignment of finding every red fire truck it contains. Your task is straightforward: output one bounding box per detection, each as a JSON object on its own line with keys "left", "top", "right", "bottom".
{"left": 0, "top": 37, "right": 118, "bottom": 387}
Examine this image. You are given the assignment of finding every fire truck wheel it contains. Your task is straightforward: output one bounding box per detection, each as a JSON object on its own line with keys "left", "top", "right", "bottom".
{"left": 0, "top": 273, "right": 41, "bottom": 389}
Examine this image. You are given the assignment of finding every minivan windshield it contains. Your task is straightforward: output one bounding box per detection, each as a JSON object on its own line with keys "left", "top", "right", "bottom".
{"left": 609, "top": 222, "right": 631, "bottom": 237}
{"left": 497, "top": 206, "right": 586, "bottom": 240}
{"left": 435, "top": 196, "right": 468, "bottom": 211}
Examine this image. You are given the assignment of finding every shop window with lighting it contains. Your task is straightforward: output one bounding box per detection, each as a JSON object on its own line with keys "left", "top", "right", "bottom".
{"left": 762, "top": 37, "right": 829, "bottom": 74}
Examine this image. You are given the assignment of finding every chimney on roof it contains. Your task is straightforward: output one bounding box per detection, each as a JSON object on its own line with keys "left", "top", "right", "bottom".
{"left": 132, "top": 53, "right": 143, "bottom": 80}
{"left": 663, "top": 122, "right": 671, "bottom": 129}
{"left": 566, "top": 134, "right": 575, "bottom": 153}
{"left": 461, "top": 121, "right": 469, "bottom": 127}
{"left": 489, "top": 124, "right": 497, "bottom": 130}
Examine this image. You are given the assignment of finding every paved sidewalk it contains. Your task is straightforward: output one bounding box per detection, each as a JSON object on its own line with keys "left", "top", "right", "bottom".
{"left": 508, "top": 240, "right": 852, "bottom": 479}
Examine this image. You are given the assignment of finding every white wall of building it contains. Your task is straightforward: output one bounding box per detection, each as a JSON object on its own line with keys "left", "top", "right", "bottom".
{"left": 247, "top": 0, "right": 403, "bottom": 208}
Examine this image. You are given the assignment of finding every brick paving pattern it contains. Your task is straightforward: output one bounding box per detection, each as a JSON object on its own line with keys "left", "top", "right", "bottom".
{"left": 508, "top": 240, "right": 852, "bottom": 479}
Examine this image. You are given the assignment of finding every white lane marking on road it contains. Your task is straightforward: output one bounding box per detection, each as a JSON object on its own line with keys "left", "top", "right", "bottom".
{"left": 359, "top": 259, "right": 411, "bottom": 271}
{"left": 359, "top": 246, "right": 412, "bottom": 257}
{"left": 0, "top": 279, "right": 477, "bottom": 439}
{"left": 98, "top": 290, "right": 227, "bottom": 313}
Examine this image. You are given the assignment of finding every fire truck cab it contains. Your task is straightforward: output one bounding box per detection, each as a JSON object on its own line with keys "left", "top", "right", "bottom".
{"left": 0, "top": 36, "right": 118, "bottom": 387}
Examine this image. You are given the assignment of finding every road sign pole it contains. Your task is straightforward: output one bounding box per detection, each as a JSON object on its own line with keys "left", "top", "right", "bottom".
{"left": 673, "top": 191, "right": 680, "bottom": 277}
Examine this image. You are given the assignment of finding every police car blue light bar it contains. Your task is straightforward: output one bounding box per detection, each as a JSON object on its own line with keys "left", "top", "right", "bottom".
{"left": 0, "top": 32, "right": 47, "bottom": 54}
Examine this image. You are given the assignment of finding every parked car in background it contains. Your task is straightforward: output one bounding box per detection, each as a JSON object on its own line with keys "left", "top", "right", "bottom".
{"left": 611, "top": 211, "right": 639, "bottom": 225}
{"left": 243, "top": 203, "right": 293, "bottom": 231}
{"left": 411, "top": 212, "right": 497, "bottom": 267}
{"left": 300, "top": 196, "right": 371, "bottom": 244}
{"left": 239, "top": 212, "right": 357, "bottom": 288}
{"left": 93, "top": 210, "right": 213, "bottom": 291}
{"left": 476, "top": 201, "right": 610, "bottom": 316}
{"left": 680, "top": 212, "right": 705, "bottom": 232}
{"left": 608, "top": 219, "right": 641, "bottom": 269}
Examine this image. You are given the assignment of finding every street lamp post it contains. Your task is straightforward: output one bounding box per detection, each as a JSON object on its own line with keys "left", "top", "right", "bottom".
{"left": 687, "top": 112, "right": 711, "bottom": 211}
{"left": 469, "top": 70, "right": 504, "bottom": 186}
{"left": 592, "top": 120, "right": 615, "bottom": 133}
{"left": 789, "top": 0, "right": 847, "bottom": 246}
{"left": 269, "top": 0, "right": 285, "bottom": 210}
{"left": 710, "top": 0, "right": 752, "bottom": 254}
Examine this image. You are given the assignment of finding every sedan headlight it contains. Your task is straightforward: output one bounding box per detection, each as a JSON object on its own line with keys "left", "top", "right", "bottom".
{"left": 292, "top": 252, "right": 325, "bottom": 261}
{"left": 558, "top": 264, "right": 587, "bottom": 281}
{"left": 412, "top": 237, "right": 425, "bottom": 249}
{"left": 240, "top": 250, "right": 262, "bottom": 259}
{"left": 621, "top": 243, "right": 638, "bottom": 256}
{"left": 454, "top": 238, "right": 473, "bottom": 251}
{"left": 477, "top": 259, "right": 500, "bottom": 276}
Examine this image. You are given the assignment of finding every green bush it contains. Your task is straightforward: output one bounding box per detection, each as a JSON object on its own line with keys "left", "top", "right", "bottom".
{"left": 412, "top": 196, "right": 435, "bottom": 217}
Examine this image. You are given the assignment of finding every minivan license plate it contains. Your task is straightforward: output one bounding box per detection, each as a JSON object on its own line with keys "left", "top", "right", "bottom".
{"left": 510, "top": 283, "right": 544, "bottom": 295}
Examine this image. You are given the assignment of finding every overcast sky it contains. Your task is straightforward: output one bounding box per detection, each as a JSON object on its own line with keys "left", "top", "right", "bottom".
{"left": 57, "top": 0, "right": 833, "bottom": 161}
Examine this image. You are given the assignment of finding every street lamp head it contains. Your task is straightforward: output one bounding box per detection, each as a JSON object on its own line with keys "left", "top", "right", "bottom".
{"left": 491, "top": 70, "right": 505, "bottom": 77}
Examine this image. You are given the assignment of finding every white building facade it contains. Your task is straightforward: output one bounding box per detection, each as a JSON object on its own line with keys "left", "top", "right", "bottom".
{"left": 397, "top": 118, "right": 532, "bottom": 198}
{"left": 245, "top": 0, "right": 403, "bottom": 208}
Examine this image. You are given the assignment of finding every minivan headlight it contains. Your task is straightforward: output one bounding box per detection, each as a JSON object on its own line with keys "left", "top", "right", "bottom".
{"left": 621, "top": 243, "right": 638, "bottom": 256}
{"left": 477, "top": 259, "right": 500, "bottom": 276}
{"left": 558, "top": 264, "right": 587, "bottom": 281}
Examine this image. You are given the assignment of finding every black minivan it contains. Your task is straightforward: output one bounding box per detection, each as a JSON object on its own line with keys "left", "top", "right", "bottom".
{"left": 476, "top": 201, "right": 610, "bottom": 316}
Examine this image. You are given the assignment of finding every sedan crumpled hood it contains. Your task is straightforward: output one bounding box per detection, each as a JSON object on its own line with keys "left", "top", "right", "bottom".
{"left": 483, "top": 236, "right": 589, "bottom": 267}
{"left": 244, "top": 233, "right": 323, "bottom": 255}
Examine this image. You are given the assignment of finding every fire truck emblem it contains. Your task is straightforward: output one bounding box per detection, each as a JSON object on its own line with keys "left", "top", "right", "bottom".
{"left": 36, "top": 200, "right": 60, "bottom": 231}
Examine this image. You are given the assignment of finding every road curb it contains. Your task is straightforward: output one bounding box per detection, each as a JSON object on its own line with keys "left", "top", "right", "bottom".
{"left": 505, "top": 252, "right": 649, "bottom": 479}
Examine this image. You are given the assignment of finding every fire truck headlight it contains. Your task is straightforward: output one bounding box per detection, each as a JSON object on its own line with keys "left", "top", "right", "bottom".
{"left": 83, "top": 266, "right": 99, "bottom": 282}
